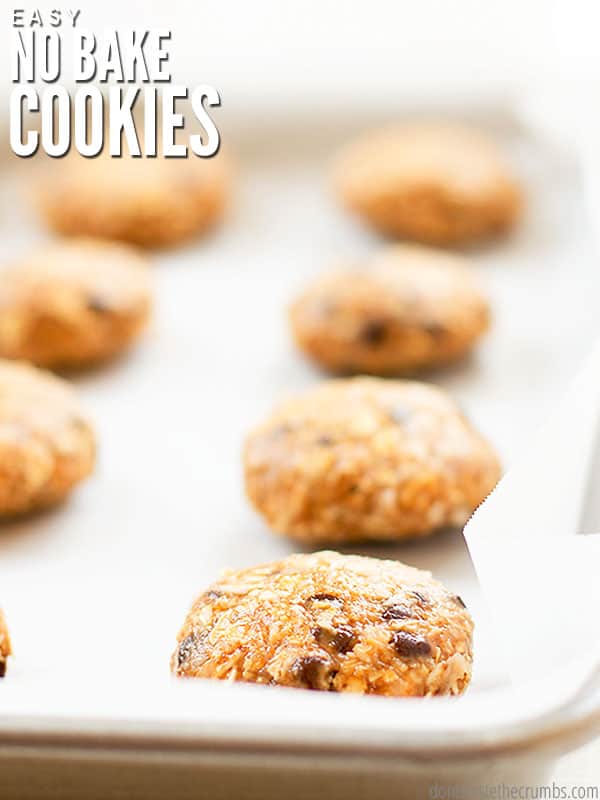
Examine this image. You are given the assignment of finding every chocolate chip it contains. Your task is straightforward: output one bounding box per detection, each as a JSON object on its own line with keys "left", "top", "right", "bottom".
{"left": 315, "top": 435, "right": 334, "bottom": 447}
{"left": 0, "top": 659, "right": 6, "bottom": 678}
{"left": 306, "top": 593, "right": 342, "bottom": 605}
{"left": 424, "top": 322, "right": 447, "bottom": 340}
{"left": 292, "top": 655, "right": 336, "bottom": 690}
{"left": 382, "top": 604, "right": 412, "bottom": 620}
{"left": 454, "top": 595, "right": 467, "bottom": 609}
{"left": 411, "top": 591, "right": 428, "bottom": 604}
{"left": 359, "top": 320, "right": 387, "bottom": 346}
{"left": 390, "top": 631, "right": 432, "bottom": 658}
{"left": 332, "top": 627, "right": 357, "bottom": 653}
{"left": 87, "top": 295, "right": 111, "bottom": 314}
{"left": 176, "top": 636, "right": 195, "bottom": 668}
{"left": 313, "top": 624, "right": 357, "bottom": 653}
{"left": 204, "top": 589, "right": 223, "bottom": 600}
{"left": 176, "top": 631, "right": 208, "bottom": 670}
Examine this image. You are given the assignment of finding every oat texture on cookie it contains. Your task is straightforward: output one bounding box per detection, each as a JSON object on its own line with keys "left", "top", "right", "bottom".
{"left": 244, "top": 377, "right": 500, "bottom": 542}
{"left": 172, "top": 551, "right": 473, "bottom": 696}
{"left": 0, "top": 360, "right": 96, "bottom": 516}
{"left": 290, "top": 244, "right": 490, "bottom": 374}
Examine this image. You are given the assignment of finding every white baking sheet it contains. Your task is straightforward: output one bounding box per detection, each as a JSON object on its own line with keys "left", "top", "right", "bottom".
{"left": 1, "top": 106, "right": 599, "bottom": 748}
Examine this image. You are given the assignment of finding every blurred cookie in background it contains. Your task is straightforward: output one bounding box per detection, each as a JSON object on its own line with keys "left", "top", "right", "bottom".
{"left": 172, "top": 550, "right": 474, "bottom": 697}
{"left": 244, "top": 377, "right": 500, "bottom": 544}
{"left": 0, "top": 361, "right": 96, "bottom": 517}
{"left": 35, "top": 150, "right": 232, "bottom": 248}
{"left": 332, "top": 123, "right": 522, "bottom": 245}
{"left": 0, "top": 609, "right": 11, "bottom": 677}
{"left": 0, "top": 239, "right": 152, "bottom": 370}
{"left": 290, "top": 244, "right": 490, "bottom": 375}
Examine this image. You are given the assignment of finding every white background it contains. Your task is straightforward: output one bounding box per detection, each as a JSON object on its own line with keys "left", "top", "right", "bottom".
{"left": 2, "top": 0, "right": 600, "bottom": 789}
{"left": 2, "top": 0, "right": 600, "bottom": 100}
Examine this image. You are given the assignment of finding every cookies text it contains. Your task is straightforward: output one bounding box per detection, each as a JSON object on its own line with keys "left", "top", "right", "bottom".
{"left": 9, "top": 12, "right": 222, "bottom": 158}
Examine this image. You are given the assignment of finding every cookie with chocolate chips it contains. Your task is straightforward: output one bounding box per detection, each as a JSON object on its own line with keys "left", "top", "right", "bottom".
{"left": 0, "top": 360, "right": 95, "bottom": 516}
{"left": 0, "top": 609, "right": 11, "bottom": 677}
{"left": 0, "top": 239, "right": 152, "bottom": 369}
{"left": 172, "top": 551, "right": 473, "bottom": 697}
{"left": 244, "top": 377, "right": 500, "bottom": 543}
{"left": 290, "top": 244, "right": 490, "bottom": 375}
{"left": 332, "top": 122, "right": 522, "bottom": 245}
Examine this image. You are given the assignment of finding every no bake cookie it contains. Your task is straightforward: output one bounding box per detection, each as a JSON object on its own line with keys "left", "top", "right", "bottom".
{"left": 0, "top": 239, "right": 152, "bottom": 369}
{"left": 290, "top": 244, "right": 490, "bottom": 374}
{"left": 333, "top": 123, "right": 522, "bottom": 245}
{"left": 244, "top": 377, "right": 500, "bottom": 542}
{"left": 0, "top": 360, "right": 96, "bottom": 516}
{"left": 36, "top": 151, "right": 231, "bottom": 248}
{"left": 172, "top": 551, "right": 473, "bottom": 696}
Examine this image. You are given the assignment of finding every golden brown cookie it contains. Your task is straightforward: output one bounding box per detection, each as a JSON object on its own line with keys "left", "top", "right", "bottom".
{"left": 290, "top": 244, "right": 490, "bottom": 374}
{"left": 172, "top": 551, "right": 473, "bottom": 696}
{"left": 35, "top": 151, "right": 231, "bottom": 248}
{"left": 0, "top": 609, "right": 11, "bottom": 677}
{"left": 0, "top": 239, "right": 152, "bottom": 369}
{"left": 244, "top": 378, "right": 500, "bottom": 543}
{"left": 0, "top": 360, "right": 95, "bottom": 516}
{"left": 333, "top": 123, "right": 522, "bottom": 245}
